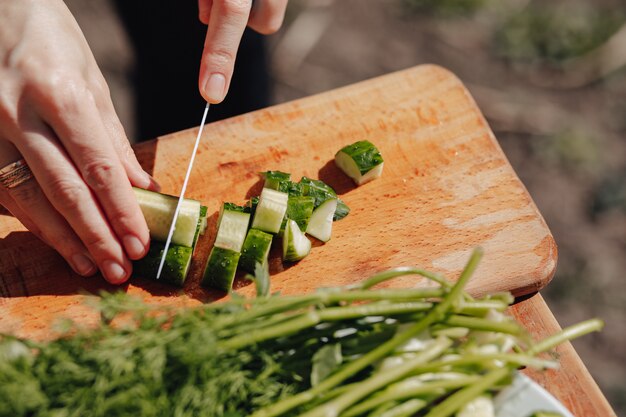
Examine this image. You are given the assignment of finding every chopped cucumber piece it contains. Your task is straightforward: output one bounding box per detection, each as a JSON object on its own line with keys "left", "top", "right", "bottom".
{"left": 133, "top": 242, "right": 192, "bottom": 287}
{"left": 192, "top": 205, "right": 208, "bottom": 249}
{"left": 201, "top": 246, "right": 241, "bottom": 292}
{"left": 456, "top": 395, "right": 494, "bottom": 417}
{"left": 281, "top": 195, "right": 315, "bottom": 234}
{"left": 251, "top": 188, "right": 289, "bottom": 234}
{"left": 261, "top": 171, "right": 290, "bottom": 190}
{"left": 213, "top": 203, "right": 251, "bottom": 252}
{"left": 133, "top": 187, "right": 201, "bottom": 247}
{"left": 299, "top": 177, "right": 350, "bottom": 221}
{"left": 306, "top": 198, "right": 337, "bottom": 242}
{"left": 283, "top": 219, "right": 311, "bottom": 262}
{"left": 240, "top": 229, "right": 273, "bottom": 273}
{"left": 278, "top": 180, "right": 306, "bottom": 197}
{"left": 335, "top": 140, "right": 384, "bottom": 185}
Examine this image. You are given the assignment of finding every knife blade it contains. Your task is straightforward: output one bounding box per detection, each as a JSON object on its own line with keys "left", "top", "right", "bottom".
{"left": 156, "top": 102, "right": 210, "bottom": 279}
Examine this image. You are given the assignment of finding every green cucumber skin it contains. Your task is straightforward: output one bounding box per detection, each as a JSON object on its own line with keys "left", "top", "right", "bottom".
{"left": 284, "top": 196, "right": 315, "bottom": 232}
{"left": 239, "top": 229, "right": 273, "bottom": 273}
{"left": 261, "top": 171, "right": 291, "bottom": 190}
{"left": 299, "top": 177, "right": 350, "bottom": 221}
{"left": 336, "top": 140, "right": 384, "bottom": 175}
{"left": 201, "top": 246, "right": 241, "bottom": 292}
{"left": 192, "top": 205, "right": 208, "bottom": 249}
{"left": 133, "top": 242, "right": 192, "bottom": 287}
{"left": 282, "top": 220, "right": 311, "bottom": 262}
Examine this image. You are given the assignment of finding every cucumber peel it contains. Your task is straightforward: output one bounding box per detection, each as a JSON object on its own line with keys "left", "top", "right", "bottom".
{"left": 335, "top": 140, "right": 384, "bottom": 185}
{"left": 261, "top": 171, "right": 290, "bottom": 190}
{"left": 133, "top": 242, "right": 193, "bottom": 287}
{"left": 240, "top": 229, "right": 273, "bottom": 273}
{"left": 201, "top": 246, "right": 241, "bottom": 292}
{"left": 283, "top": 219, "right": 311, "bottom": 262}
{"left": 281, "top": 195, "right": 315, "bottom": 234}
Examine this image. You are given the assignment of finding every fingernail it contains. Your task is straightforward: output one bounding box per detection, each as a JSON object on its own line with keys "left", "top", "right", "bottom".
{"left": 102, "top": 260, "right": 127, "bottom": 284}
{"left": 71, "top": 253, "right": 96, "bottom": 276}
{"left": 123, "top": 235, "right": 146, "bottom": 259}
{"left": 204, "top": 73, "right": 226, "bottom": 103}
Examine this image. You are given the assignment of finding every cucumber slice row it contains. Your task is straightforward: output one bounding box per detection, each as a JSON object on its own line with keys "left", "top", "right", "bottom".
{"left": 201, "top": 246, "right": 241, "bottom": 292}
{"left": 335, "top": 140, "right": 384, "bottom": 185}
{"left": 251, "top": 188, "right": 289, "bottom": 234}
{"left": 213, "top": 203, "right": 251, "bottom": 252}
{"left": 306, "top": 198, "right": 337, "bottom": 242}
{"left": 133, "top": 187, "right": 201, "bottom": 247}
{"left": 283, "top": 219, "right": 311, "bottom": 262}
{"left": 240, "top": 229, "right": 273, "bottom": 273}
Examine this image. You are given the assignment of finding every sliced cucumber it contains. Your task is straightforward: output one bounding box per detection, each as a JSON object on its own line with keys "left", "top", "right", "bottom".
{"left": 283, "top": 195, "right": 315, "bottom": 233}
{"left": 133, "top": 242, "right": 193, "bottom": 287}
{"left": 240, "top": 229, "right": 273, "bottom": 273}
{"left": 278, "top": 180, "right": 306, "bottom": 197}
{"left": 306, "top": 198, "right": 337, "bottom": 242}
{"left": 251, "top": 188, "right": 289, "bottom": 234}
{"left": 299, "top": 177, "right": 350, "bottom": 221}
{"left": 201, "top": 246, "right": 241, "bottom": 292}
{"left": 192, "top": 205, "right": 208, "bottom": 249}
{"left": 133, "top": 187, "right": 201, "bottom": 247}
{"left": 335, "top": 140, "right": 384, "bottom": 185}
{"left": 213, "top": 203, "right": 251, "bottom": 252}
{"left": 261, "top": 170, "right": 290, "bottom": 190}
{"left": 283, "top": 219, "right": 311, "bottom": 262}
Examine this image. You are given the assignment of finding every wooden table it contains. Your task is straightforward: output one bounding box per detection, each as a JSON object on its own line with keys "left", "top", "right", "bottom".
{"left": 0, "top": 64, "right": 615, "bottom": 415}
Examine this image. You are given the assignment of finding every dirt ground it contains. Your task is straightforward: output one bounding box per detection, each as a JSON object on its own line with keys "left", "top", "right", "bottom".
{"left": 68, "top": 0, "right": 626, "bottom": 413}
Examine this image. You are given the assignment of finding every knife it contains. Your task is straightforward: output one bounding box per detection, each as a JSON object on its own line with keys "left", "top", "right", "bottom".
{"left": 156, "top": 102, "right": 211, "bottom": 279}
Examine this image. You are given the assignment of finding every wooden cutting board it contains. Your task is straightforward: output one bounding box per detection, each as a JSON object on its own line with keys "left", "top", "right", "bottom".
{"left": 0, "top": 65, "right": 557, "bottom": 339}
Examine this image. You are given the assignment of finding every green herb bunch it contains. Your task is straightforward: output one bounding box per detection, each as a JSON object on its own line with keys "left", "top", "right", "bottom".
{"left": 0, "top": 249, "right": 602, "bottom": 417}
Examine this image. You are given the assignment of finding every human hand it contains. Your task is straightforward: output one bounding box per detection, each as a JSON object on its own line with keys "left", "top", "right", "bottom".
{"left": 198, "top": 0, "right": 288, "bottom": 103}
{"left": 0, "top": 0, "right": 159, "bottom": 284}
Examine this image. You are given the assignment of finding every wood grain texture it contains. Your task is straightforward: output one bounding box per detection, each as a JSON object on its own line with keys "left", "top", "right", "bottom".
{"left": 513, "top": 294, "right": 616, "bottom": 417}
{"left": 0, "top": 64, "right": 557, "bottom": 339}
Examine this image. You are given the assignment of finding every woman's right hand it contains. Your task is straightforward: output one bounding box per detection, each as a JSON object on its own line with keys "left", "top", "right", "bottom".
{"left": 0, "top": 0, "right": 158, "bottom": 284}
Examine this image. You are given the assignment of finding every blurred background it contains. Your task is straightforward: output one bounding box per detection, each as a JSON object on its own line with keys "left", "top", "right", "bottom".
{"left": 67, "top": 0, "right": 625, "bottom": 413}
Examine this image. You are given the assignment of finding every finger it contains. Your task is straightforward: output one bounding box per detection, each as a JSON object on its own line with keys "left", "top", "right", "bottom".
{"left": 199, "top": 0, "right": 252, "bottom": 103}
{"left": 12, "top": 119, "right": 133, "bottom": 284}
{"left": 92, "top": 75, "right": 161, "bottom": 192}
{"left": 248, "top": 0, "right": 287, "bottom": 34}
{"left": 0, "top": 141, "right": 96, "bottom": 276}
{"left": 29, "top": 81, "right": 150, "bottom": 263}
{"left": 7, "top": 179, "right": 98, "bottom": 277}
{"left": 199, "top": 0, "right": 214, "bottom": 24}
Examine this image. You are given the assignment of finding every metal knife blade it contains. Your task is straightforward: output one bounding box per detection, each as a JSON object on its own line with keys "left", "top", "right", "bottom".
{"left": 156, "top": 102, "right": 210, "bottom": 279}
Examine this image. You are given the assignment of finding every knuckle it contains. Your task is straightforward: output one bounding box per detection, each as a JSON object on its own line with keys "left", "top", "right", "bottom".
{"left": 205, "top": 48, "right": 236, "bottom": 68}
{"left": 255, "top": 18, "right": 282, "bottom": 35}
{"left": 48, "top": 178, "right": 86, "bottom": 212}
{"left": 82, "top": 159, "right": 117, "bottom": 193}
{"left": 44, "top": 76, "right": 92, "bottom": 114}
